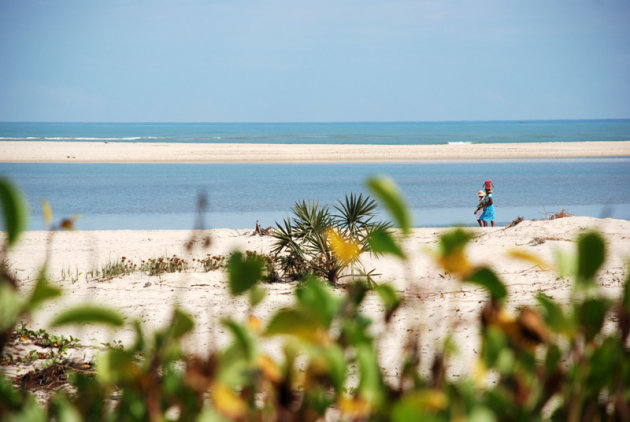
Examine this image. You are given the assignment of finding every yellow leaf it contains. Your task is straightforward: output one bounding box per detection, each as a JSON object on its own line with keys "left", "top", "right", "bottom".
{"left": 211, "top": 382, "right": 247, "bottom": 419}
{"left": 517, "top": 307, "right": 550, "bottom": 346}
{"left": 507, "top": 249, "right": 551, "bottom": 270}
{"left": 41, "top": 199, "right": 53, "bottom": 225}
{"left": 473, "top": 358, "right": 488, "bottom": 386}
{"left": 485, "top": 306, "right": 542, "bottom": 350}
{"left": 493, "top": 308, "right": 520, "bottom": 342}
{"left": 338, "top": 396, "right": 371, "bottom": 419}
{"left": 496, "top": 308, "right": 515, "bottom": 326}
{"left": 405, "top": 390, "right": 448, "bottom": 412}
{"left": 326, "top": 228, "right": 360, "bottom": 262}
{"left": 437, "top": 248, "right": 473, "bottom": 277}
{"left": 256, "top": 354, "right": 282, "bottom": 383}
{"left": 247, "top": 315, "right": 262, "bottom": 334}
{"left": 421, "top": 390, "right": 448, "bottom": 411}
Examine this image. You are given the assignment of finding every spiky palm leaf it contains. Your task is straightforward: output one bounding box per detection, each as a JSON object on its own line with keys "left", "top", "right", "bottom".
{"left": 276, "top": 253, "right": 308, "bottom": 281}
{"left": 291, "top": 200, "right": 332, "bottom": 258}
{"left": 272, "top": 218, "right": 300, "bottom": 256}
{"left": 271, "top": 218, "right": 308, "bottom": 279}
{"left": 356, "top": 267, "right": 382, "bottom": 289}
{"left": 292, "top": 200, "right": 331, "bottom": 233}
{"left": 333, "top": 193, "right": 391, "bottom": 251}
{"left": 333, "top": 193, "right": 377, "bottom": 235}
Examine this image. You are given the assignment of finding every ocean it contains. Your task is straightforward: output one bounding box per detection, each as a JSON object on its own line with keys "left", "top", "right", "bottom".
{"left": 1, "top": 120, "right": 629, "bottom": 230}
{"left": 1, "top": 120, "right": 630, "bottom": 145}
{"left": 1, "top": 159, "right": 629, "bottom": 230}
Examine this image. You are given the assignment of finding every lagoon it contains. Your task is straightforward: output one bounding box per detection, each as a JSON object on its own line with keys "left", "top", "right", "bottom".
{"left": 1, "top": 158, "right": 629, "bottom": 230}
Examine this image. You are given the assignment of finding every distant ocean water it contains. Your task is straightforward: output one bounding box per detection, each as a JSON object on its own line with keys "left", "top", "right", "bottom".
{"left": 1, "top": 120, "right": 630, "bottom": 145}
{"left": 1, "top": 159, "right": 629, "bottom": 230}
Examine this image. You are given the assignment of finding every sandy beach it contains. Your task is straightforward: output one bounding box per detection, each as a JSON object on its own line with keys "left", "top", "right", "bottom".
{"left": 2, "top": 140, "right": 630, "bottom": 163}
{"left": 3, "top": 216, "right": 629, "bottom": 381}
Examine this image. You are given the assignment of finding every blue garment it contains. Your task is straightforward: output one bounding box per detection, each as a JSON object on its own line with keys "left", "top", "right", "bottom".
{"left": 480, "top": 193, "right": 494, "bottom": 221}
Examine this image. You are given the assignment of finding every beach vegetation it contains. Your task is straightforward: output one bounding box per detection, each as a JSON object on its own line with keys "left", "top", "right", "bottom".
{"left": 245, "top": 250, "right": 281, "bottom": 283}
{"left": 549, "top": 208, "right": 573, "bottom": 220}
{"left": 271, "top": 193, "right": 390, "bottom": 284}
{"left": 139, "top": 254, "right": 189, "bottom": 276}
{"left": 0, "top": 177, "right": 28, "bottom": 247}
{"left": 1, "top": 177, "right": 630, "bottom": 420}
{"left": 83, "top": 252, "right": 273, "bottom": 280}
{"left": 11, "top": 323, "right": 80, "bottom": 353}
{"left": 193, "top": 253, "right": 226, "bottom": 272}
{"left": 1, "top": 323, "right": 80, "bottom": 369}
{"left": 86, "top": 257, "right": 137, "bottom": 281}
{"left": 59, "top": 267, "right": 81, "bottom": 284}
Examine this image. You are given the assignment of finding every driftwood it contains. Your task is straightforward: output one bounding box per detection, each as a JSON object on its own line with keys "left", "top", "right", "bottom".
{"left": 254, "top": 220, "right": 274, "bottom": 236}
{"left": 549, "top": 208, "right": 572, "bottom": 220}
{"left": 506, "top": 216, "right": 525, "bottom": 229}
{"left": 505, "top": 208, "right": 573, "bottom": 231}
{"left": 505, "top": 208, "right": 572, "bottom": 230}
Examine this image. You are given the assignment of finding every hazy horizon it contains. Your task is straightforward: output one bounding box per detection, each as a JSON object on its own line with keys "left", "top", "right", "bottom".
{"left": 2, "top": 118, "right": 630, "bottom": 125}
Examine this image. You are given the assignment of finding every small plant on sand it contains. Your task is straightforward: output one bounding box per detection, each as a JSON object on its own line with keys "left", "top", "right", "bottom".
{"left": 59, "top": 267, "right": 81, "bottom": 283}
{"left": 140, "top": 254, "right": 189, "bottom": 276}
{"left": 87, "top": 257, "right": 137, "bottom": 280}
{"left": 1, "top": 323, "right": 81, "bottom": 372}
{"left": 193, "top": 254, "right": 226, "bottom": 272}
{"left": 549, "top": 208, "right": 573, "bottom": 219}
{"left": 100, "top": 339, "right": 124, "bottom": 351}
{"left": 272, "top": 193, "right": 389, "bottom": 284}
{"left": 245, "top": 250, "right": 281, "bottom": 282}
{"left": 11, "top": 323, "right": 80, "bottom": 352}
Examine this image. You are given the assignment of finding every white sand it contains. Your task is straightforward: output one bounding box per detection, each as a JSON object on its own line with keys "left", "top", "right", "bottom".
{"left": 1, "top": 140, "right": 630, "bottom": 162}
{"left": 3, "top": 217, "right": 629, "bottom": 381}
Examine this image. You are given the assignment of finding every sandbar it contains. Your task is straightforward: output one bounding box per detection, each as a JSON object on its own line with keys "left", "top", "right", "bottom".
{"left": 1, "top": 140, "right": 629, "bottom": 163}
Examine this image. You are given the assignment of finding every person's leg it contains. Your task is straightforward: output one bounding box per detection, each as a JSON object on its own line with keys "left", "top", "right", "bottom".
{"left": 483, "top": 221, "right": 488, "bottom": 227}
{"left": 477, "top": 219, "right": 482, "bottom": 227}
{"left": 491, "top": 220, "right": 494, "bottom": 227}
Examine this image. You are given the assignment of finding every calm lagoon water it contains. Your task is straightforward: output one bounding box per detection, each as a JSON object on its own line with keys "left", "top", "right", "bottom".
{"left": 1, "top": 158, "right": 629, "bottom": 230}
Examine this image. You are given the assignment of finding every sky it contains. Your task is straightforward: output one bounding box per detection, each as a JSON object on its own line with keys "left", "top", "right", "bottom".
{"left": 0, "top": 0, "right": 629, "bottom": 123}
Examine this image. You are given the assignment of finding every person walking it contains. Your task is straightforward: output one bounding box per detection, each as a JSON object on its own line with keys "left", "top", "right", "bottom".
{"left": 474, "top": 190, "right": 486, "bottom": 227}
{"left": 479, "top": 180, "right": 494, "bottom": 227}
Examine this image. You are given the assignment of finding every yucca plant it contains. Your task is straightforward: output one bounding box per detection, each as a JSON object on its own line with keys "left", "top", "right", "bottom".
{"left": 272, "top": 194, "right": 388, "bottom": 284}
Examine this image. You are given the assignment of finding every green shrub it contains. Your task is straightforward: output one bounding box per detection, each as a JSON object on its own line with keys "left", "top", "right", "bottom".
{"left": 272, "top": 193, "right": 390, "bottom": 284}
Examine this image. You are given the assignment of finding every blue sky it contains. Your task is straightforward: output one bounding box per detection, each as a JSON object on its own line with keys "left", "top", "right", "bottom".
{"left": 1, "top": 0, "right": 629, "bottom": 122}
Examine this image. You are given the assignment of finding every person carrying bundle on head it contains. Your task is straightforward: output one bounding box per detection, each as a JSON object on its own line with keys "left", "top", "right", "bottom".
{"left": 478, "top": 180, "right": 494, "bottom": 227}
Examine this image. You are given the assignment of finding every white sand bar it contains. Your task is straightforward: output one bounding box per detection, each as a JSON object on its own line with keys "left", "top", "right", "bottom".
{"left": 1, "top": 140, "right": 629, "bottom": 163}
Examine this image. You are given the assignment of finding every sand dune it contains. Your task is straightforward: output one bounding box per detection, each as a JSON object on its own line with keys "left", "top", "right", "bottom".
{"left": 3, "top": 216, "right": 629, "bottom": 380}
